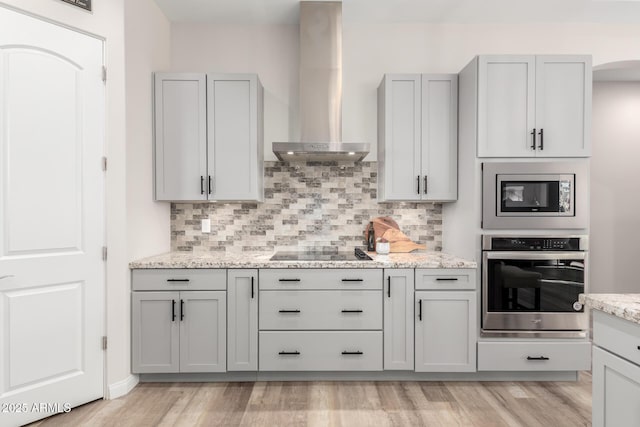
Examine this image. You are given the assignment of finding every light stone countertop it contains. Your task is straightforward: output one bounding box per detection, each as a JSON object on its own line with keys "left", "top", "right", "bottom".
{"left": 579, "top": 293, "right": 640, "bottom": 325}
{"left": 129, "top": 251, "right": 477, "bottom": 270}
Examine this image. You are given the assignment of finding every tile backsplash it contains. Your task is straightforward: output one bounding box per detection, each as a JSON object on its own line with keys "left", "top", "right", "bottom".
{"left": 171, "top": 161, "right": 442, "bottom": 253}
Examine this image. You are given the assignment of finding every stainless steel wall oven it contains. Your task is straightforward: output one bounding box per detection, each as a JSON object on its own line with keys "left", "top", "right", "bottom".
{"left": 481, "top": 235, "right": 588, "bottom": 338}
{"left": 482, "top": 161, "right": 588, "bottom": 229}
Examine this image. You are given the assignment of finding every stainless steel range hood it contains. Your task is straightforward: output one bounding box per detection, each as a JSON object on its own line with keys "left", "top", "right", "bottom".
{"left": 272, "top": 1, "right": 369, "bottom": 162}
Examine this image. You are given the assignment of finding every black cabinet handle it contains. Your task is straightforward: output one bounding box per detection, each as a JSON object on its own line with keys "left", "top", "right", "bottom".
{"left": 418, "top": 299, "right": 422, "bottom": 321}
{"left": 180, "top": 299, "right": 185, "bottom": 321}
{"left": 341, "top": 309, "right": 363, "bottom": 313}
{"left": 278, "top": 278, "right": 301, "bottom": 282}
{"left": 172, "top": 299, "right": 176, "bottom": 321}
{"left": 526, "top": 356, "right": 550, "bottom": 361}
{"left": 530, "top": 128, "right": 536, "bottom": 150}
{"left": 278, "top": 351, "right": 300, "bottom": 355}
{"left": 538, "top": 128, "right": 544, "bottom": 150}
{"left": 200, "top": 176, "right": 204, "bottom": 194}
{"left": 167, "top": 279, "right": 190, "bottom": 282}
{"left": 251, "top": 276, "right": 255, "bottom": 299}
{"left": 387, "top": 276, "right": 391, "bottom": 298}
{"left": 435, "top": 278, "right": 458, "bottom": 281}
{"left": 208, "top": 176, "right": 212, "bottom": 194}
{"left": 637, "top": 346, "right": 640, "bottom": 350}
{"left": 417, "top": 176, "right": 420, "bottom": 194}
{"left": 341, "top": 351, "right": 363, "bottom": 355}
{"left": 424, "top": 176, "right": 428, "bottom": 194}
{"left": 278, "top": 309, "right": 301, "bottom": 313}
{"left": 341, "top": 278, "right": 364, "bottom": 282}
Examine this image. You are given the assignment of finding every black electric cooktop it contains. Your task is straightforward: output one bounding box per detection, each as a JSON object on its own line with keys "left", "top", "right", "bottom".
{"left": 270, "top": 248, "right": 372, "bottom": 261}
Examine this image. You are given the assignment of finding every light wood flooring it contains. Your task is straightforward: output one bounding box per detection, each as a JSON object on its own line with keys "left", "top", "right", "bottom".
{"left": 29, "top": 373, "right": 592, "bottom": 427}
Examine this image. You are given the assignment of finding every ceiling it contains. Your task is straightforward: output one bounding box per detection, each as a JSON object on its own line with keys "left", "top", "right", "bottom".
{"left": 154, "top": 0, "right": 640, "bottom": 24}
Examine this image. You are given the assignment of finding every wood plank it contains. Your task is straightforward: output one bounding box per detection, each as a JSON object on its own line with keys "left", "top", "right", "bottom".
{"left": 27, "top": 373, "right": 593, "bottom": 427}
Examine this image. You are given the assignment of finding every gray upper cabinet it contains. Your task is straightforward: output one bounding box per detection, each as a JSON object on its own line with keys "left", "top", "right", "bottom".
{"left": 476, "top": 55, "right": 591, "bottom": 158}
{"left": 154, "top": 73, "right": 264, "bottom": 202}
{"left": 378, "top": 74, "right": 458, "bottom": 202}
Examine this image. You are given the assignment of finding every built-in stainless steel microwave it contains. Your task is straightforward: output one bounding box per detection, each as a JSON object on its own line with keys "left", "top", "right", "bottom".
{"left": 482, "top": 162, "right": 588, "bottom": 229}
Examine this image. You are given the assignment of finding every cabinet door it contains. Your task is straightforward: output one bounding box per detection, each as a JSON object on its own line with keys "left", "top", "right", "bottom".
{"left": 227, "top": 270, "right": 258, "bottom": 371}
{"left": 154, "top": 73, "right": 207, "bottom": 201}
{"left": 593, "top": 346, "right": 640, "bottom": 427}
{"left": 535, "top": 56, "right": 592, "bottom": 157}
{"left": 415, "top": 291, "right": 476, "bottom": 372}
{"left": 421, "top": 74, "right": 457, "bottom": 201}
{"left": 378, "top": 74, "right": 422, "bottom": 201}
{"left": 207, "top": 74, "right": 263, "bottom": 201}
{"left": 477, "top": 56, "right": 536, "bottom": 158}
{"left": 383, "top": 269, "right": 414, "bottom": 370}
{"left": 179, "top": 291, "right": 226, "bottom": 372}
{"left": 131, "top": 292, "right": 180, "bottom": 373}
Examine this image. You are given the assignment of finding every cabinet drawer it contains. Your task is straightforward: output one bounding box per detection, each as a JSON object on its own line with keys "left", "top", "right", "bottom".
{"left": 259, "top": 331, "right": 382, "bottom": 371}
{"left": 415, "top": 269, "right": 476, "bottom": 290}
{"left": 132, "top": 269, "right": 227, "bottom": 291}
{"left": 259, "top": 269, "right": 382, "bottom": 290}
{"left": 593, "top": 310, "right": 640, "bottom": 366}
{"left": 260, "top": 290, "right": 382, "bottom": 330}
{"left": 478, "top": 341, "right": 591, "bottom": 371}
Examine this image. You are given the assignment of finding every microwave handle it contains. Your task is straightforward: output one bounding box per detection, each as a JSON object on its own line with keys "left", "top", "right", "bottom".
{"left": 530, "top": 128, "right": 536, "bottom": 150}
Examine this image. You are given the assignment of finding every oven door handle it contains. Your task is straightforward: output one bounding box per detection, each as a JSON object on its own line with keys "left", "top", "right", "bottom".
{"left": 484, "top": 251, "right": 586, "bottom": 261}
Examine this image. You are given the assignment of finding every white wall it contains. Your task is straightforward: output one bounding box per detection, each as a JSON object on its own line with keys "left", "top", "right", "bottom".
{"left": 171, "top": 21, "right": 640, "bottom": 161}
{"left": 122, "top": 0, "right": 171, "bottom": 393}
{"left": 591, "top": 81, "right": 640, "bottom": 293}
{"left": 0, "top": 0, "right": 129, "bottom": 391}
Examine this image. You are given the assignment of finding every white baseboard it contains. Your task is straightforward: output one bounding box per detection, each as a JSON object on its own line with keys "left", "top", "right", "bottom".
{"left": 107, "top": 374, "right": 139, "bottom": 399}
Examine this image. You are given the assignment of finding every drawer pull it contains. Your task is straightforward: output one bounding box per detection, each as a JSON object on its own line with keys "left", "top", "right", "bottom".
{"left": 278, "top": 309, "right": 301, "bottom": 313}
{"left": 167, "top": 279, "right": 190, "bottom": 282}
{"left": 278, "top": 279, "right": 301, "bottom": 282}
{"left": 341, "top": 309, "right": 363, "bottom": 313}
{"left": 341, "top": 351, "right": 363, "bottom": 355}
{"left": 526, "top": 356, "right": 550, "bottom": 361}
{"left": 435, "top": 278, "right": 458, "bottom": 281}
{"left": 279, "top": 351, "right": 300, "bottom": 356}
{"left": 341, "top": 278, "right": 364, "bottom": 282}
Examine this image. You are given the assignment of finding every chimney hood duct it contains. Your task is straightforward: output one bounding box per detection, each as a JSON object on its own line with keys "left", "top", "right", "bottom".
{"left": 272, "top": 1, "right": 369, "bottom": 162}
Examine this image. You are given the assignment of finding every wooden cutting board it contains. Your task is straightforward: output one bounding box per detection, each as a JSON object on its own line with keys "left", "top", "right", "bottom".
{"left": 381, "top": 229, "right": 426, "bottom": 253}
{"left": 367, "top": 217, "right": 426, "bottom": 253}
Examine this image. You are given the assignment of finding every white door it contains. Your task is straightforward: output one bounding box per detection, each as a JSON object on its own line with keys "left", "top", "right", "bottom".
{"left": 477, "top": 55, "right": 536, "bottom": 158}
{"left": 383, "top": 269, "right": 414, "bottom": 370}
{"left": 0, "top": 7, "right": 105, "bottom": 426}
{"left": 227, "top": 270, "right": 258, "bottom": 371}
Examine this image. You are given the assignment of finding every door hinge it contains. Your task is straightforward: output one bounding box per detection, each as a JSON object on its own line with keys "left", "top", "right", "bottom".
{"left": 102, "top": 246, "right": 108, "bottom": 261}
{"left": 102, "top": 336, "right": 107, "bottom": 350}
{"left": 102, "top": 156, "right": 107, "bottom": 171}
{"left": 102, "top": 66, "right": 107, "bottom": 83}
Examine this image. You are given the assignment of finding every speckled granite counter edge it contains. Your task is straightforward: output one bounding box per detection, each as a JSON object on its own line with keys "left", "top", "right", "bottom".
{"left": 579, "top": 293, "right": 640, "bottom": 325}
{"left": 129, "top": 252, "right": 477, "bottom": 270}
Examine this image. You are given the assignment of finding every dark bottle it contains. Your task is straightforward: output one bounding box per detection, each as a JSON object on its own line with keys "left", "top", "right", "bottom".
{"left": 367, "top": 221, "right": 375, "bottom": 251}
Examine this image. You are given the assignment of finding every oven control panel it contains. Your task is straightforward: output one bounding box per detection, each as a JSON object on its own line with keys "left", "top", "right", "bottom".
{"left": 489, "top": 237, "right": 583, "bottom": 251}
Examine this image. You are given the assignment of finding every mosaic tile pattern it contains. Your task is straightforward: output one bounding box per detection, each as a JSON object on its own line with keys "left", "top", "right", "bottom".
{"left": 171, "top": 161, "right": 442, "bottom": 253}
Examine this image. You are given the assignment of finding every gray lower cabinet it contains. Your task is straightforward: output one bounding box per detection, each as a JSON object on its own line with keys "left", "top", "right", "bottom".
{"left": 415, "top": 291, "right": 477, "bottom": 372}
{"left": 227, "top": 269, "right": 258, "bottom": 371}
{"left": 383, "top": 269, "right": 414, "bottom": 370}
{"left": 258, "top": 268, "right": 383, "bottom": 371}
{"left": 592, "top": 310, "right": 640, "bottom": 427}
{"left": 132, "top": 290, "right": 226, "bottom": 373}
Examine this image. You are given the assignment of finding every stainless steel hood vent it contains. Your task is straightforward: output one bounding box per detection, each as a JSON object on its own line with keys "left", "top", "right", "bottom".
{"left": 273, "top": 1, "right": 369, "bottom": 162}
